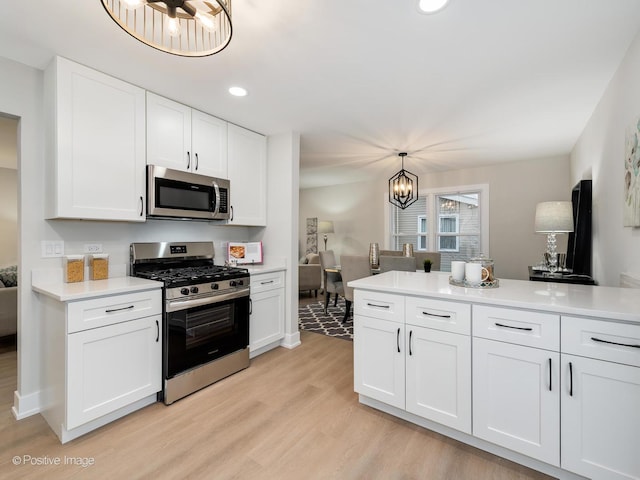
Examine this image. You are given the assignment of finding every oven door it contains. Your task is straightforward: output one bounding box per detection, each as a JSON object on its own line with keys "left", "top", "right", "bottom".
{"left": 165, "top": 290, "right": 249, "bottom": 379}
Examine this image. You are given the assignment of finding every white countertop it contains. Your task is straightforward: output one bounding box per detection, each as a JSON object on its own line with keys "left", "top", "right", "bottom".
{"left": 245, "top": 264, "right": 286, "bottom": 275}
{"left": 32, "top": 276, "right": 163, "bottom": 302}
{"left": 349, "top": 271, "right": 640, "bottom": 324}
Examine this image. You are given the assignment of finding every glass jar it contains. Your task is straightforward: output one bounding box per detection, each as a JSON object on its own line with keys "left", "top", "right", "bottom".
{"left": 470, "top": 254, "right": 495, "bottom": 282}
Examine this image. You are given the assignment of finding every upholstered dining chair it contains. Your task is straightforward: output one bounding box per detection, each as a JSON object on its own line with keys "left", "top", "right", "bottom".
{"left": 379, "top": 255, "right": 416, "bottom": 273}
{"left": 319, "top": 250, "right": 344, "bottom": 313}
{"left": 340, "top": 255, "right": 372, "bottom": 323}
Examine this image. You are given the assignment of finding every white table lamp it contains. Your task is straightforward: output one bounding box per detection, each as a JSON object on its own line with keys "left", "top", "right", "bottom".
{"left": 534, "top": 201, "right": 574, "bottom": 274}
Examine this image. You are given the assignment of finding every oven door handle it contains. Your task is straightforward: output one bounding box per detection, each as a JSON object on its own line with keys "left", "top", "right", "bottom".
{"left": 166, "top": 288, "right": 250, "bottom": 313}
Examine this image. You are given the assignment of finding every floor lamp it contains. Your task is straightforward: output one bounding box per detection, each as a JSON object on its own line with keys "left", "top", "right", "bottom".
{"left": 318, "top": 221, "right": 334, "bottom": 250}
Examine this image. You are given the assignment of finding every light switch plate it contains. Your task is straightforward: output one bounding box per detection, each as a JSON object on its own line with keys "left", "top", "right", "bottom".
{"left": 41, "top": 240, "right": 64, "bottom": 258}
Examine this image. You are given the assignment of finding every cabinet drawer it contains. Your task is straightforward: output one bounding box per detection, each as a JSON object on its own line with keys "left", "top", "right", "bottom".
{"left": 405, "top": 296, "right": 471, "bottom": 335}
{"left": 473, "top": 305, "right": 559, "bottom": 351}
{"left": 562, "top": 316, "right": 640, "bottom": 367}
{"left": 250, "top": 271, "right": 284, "bottom": 294}
{"left": 67, "top": 289, "right": 162, "bottom": 333}
{"left": 354, "top": 290, "right": 404, "bottom": 323}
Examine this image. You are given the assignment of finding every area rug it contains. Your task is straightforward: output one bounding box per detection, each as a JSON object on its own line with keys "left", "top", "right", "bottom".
{"left": 298, "top": 301, "right": 353, "bottom": 341}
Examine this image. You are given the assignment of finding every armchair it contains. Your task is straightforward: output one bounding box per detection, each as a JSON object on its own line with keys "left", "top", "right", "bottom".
{"left": 299, "top": 254, "right": 321, "bottom": 297}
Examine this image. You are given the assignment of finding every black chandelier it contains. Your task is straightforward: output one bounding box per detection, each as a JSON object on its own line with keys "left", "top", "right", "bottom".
{"left": 388, "top": 152, "right": 419, "bottom": 210}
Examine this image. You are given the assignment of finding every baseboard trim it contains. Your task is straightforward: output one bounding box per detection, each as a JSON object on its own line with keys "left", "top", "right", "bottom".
{"left": 12, "top": 389, "right": 41, "bottom": 420}
{"left": 280, "top": 331, "right": 301, "bottom": 349}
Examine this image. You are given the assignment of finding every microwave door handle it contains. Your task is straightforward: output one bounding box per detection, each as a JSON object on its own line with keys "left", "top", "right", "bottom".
{"left": 212, "top": 182, "right": 221, "bottom": 217}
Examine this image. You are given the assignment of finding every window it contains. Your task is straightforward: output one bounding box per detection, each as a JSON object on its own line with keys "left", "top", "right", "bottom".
{"left": 387, "top": 185, "right": 489, "bottom": 271}
{"left": 418, "top": 215, "right": 427, "bottom": 250}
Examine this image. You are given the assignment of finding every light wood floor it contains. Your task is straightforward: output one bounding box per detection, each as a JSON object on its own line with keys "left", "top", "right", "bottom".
{"left": 1, "top": 318, "right": 553, "bottom": 479}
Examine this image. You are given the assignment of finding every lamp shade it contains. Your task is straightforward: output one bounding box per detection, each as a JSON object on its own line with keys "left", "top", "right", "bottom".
{"left": 534, "top": 201, "right": 574, "bottom": 233}
{"left": 318, "top": 221, "right": 334, "bottom": 234}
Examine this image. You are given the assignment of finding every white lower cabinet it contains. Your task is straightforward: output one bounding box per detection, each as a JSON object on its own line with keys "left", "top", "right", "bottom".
{"left": 560, "top": 316, "right": 640, "bottom": 479}
{"left": 406, "top": 325, "right": 471, "bottom": 433}
{"left": 473, "top": 338, "right": 560, "bottom": 465}
{"left": 354, "top": 292, "right": 471, "bottom": 432}
{"left": 353, "top": 288, "right": 640, "bottom": 479}
{"left": 354, "top": 315, "right": 405, "bottom": 409}
{"left": 67, "top": 315, "right": 161, "bottom": 429}
{"left": 40, "top": 287, "right": 162, "bottom": 443}
{"left": 249, "top": 271, "right": 285, "bottom": 356}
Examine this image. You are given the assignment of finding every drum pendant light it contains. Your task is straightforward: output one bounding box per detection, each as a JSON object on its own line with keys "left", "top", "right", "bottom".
{"left": 101, "top": 0, "right": 232, "bottom": 57}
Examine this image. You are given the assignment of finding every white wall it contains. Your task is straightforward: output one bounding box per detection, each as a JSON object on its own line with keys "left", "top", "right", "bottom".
{"left": 253, "top": 132, "right": 300, "bottom": 349}
{"left": 300, "top": 155, "right": 571, "bottom": 281}
{"left": 571, "top": 29, "right": 640, "bottom": 287}
{"left": 0, "top": 55, "right": 294, "bottom": 418}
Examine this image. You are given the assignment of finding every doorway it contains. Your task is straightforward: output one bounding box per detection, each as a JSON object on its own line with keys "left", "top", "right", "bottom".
{"left": 0, "top": 116, "right": 18, "bottom": 407}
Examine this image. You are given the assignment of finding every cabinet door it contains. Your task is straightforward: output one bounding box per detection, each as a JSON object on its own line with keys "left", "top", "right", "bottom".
{"left": 50, "top": 57, "right": 146, "bottom": 221}
{"left": 66, "top": 315, "right": 161, "bottom": 430}
{"left": 561, "top": 355, "right": 640, "bottom": 479}
{"left": 354, "top": 315, "right": 405, "bottom": 409}
{"left": 406, "top": 326, "right": 471, "bottom": 433}
{"left": 473, "top": 338, "right": 560, "bottom": 466}
{"left": 249, "top": 288, "right": 284, "bottom": 353}
{"left": 191, "top": 110, "right": 227, "bottom": 178}
{"left": 146, "top": 92, "right": 192, "bottom": 171}
{"left": 227, "top": 124, "right": 267, "bottom": 226}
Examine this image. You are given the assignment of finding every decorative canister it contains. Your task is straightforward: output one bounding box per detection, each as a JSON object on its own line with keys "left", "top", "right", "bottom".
{"left": 369, "top": 243, "right": 380, "bottom": 268}
{"left": 402, "top": 243, "right": 414, "bottom": 257}
{"left": 470, "top": 254, "right": 495, "bottom": 282}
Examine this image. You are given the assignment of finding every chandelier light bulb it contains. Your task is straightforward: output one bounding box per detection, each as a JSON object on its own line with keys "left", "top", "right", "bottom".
{"left": 165, "top": 15, "right": 181, "bottom": 37}
{"left": 195, "top": 11, "right": 217, "bottom": 32}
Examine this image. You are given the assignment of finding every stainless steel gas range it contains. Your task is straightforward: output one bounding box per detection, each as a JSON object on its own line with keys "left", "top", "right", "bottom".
{"left": 130, "top": 242, "right": 250, "bottom": 405}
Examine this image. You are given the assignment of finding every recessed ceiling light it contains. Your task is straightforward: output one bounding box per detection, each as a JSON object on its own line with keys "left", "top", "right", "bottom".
{"left": 417, "top": 0, "right": 450, "bottom": 14}
{"left": 229, "top": 86, "right": 248, "bottom": 97}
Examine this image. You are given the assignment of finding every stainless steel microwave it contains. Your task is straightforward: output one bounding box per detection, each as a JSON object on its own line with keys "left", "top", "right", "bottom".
{"left": 147, "top": 165, "right": 231, "bottom": 221}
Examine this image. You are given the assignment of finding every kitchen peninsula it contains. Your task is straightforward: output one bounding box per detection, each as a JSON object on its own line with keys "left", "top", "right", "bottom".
{"left": 349, "top": 271, "right": 640, "bottom": 480}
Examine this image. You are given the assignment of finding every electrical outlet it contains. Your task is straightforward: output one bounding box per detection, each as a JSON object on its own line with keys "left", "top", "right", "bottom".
{"left": 84, "top": 243, "right": 103, "bottom": 254}
{"left": 41, "top": 240, "right": 64, "bottom": 258}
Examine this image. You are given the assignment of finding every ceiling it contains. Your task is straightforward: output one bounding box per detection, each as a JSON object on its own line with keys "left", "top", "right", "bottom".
{"left": 1, "top": 1, "right": 639, "bottom": 188}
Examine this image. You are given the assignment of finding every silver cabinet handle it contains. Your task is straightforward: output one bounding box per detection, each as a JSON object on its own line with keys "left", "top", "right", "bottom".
{"left": 397, "top": 328, "right": 401, "bottom": 353}
{"left": 261, "top": 280, "right": 274, "bottom": 285}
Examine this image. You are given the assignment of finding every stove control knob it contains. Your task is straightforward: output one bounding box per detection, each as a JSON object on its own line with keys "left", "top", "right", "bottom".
{"left": 190, "top": 286, "right": 199, "bottom": 294}
{"left": 211, "top": 283, "right": 219, "bottom": 290}
{"left": 180, "top": 288, "right": 189, "bottom": 296}
{"left": 229, "top": 281, "right": 237, "bottom": 287}
{"left": 237, "top": 280, "right": 244, "bottom": 286}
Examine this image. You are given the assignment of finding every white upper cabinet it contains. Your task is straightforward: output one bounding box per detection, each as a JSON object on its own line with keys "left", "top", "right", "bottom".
{"left": 45, "top": 56, "right": 146, "bottom": 221}
{"left": 191, "top": 109, "right": 228, "bottom": 178}
{"left": 146, "top": 92, "right": 227, "bottom": 178}
{"left": 227, "top": 124, "right": 267, "bottom": 226}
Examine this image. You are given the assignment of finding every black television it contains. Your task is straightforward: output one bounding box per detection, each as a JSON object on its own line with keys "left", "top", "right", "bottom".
{"left": 565, "top": 180, "right": 592, "bottom": 276}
